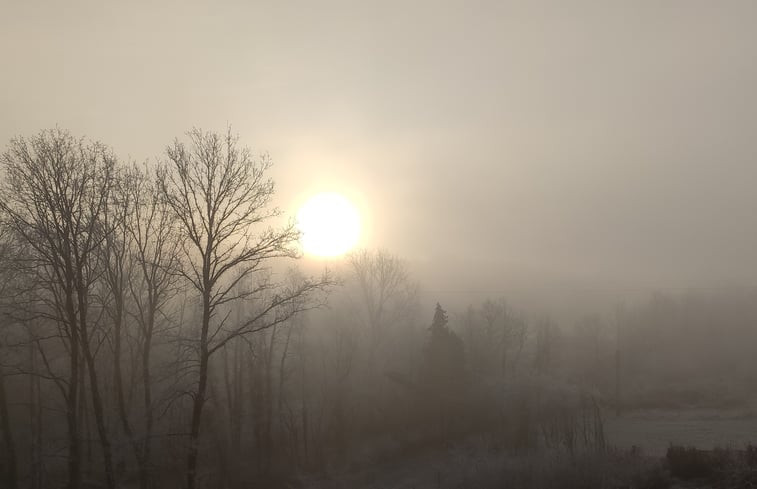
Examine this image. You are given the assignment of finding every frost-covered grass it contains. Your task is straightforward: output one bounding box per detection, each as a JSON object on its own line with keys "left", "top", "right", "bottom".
{"left": 297, "top": 408, "right": 757, "bottom": 489}
{"left": 605, "top": 409, "right": 757, "bottom": 456}
{"left": 298, "top": 438, "right": 665, "bottom": 489}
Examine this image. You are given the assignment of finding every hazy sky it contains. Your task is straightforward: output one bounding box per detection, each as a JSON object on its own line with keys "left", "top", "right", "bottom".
{"left": 3, "top": 1, "right": 757, "bottom": 303}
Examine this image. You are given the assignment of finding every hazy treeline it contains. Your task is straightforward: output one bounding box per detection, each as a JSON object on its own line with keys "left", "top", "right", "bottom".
{"left": 1, "top": 128, "right": 756, "bottom": 489}
{"left": 0, "top": 127, "right": 330, "bottom": 489}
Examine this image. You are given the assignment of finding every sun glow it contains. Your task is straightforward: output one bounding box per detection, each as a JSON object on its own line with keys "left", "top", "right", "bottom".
{"left": 297, "top": 192, "right": 361, "bottom": 257}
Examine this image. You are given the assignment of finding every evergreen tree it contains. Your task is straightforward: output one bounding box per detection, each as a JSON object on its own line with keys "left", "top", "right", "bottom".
{"left": 421, "top": 303, "right": 466, "bottom": 437}
{"left": 424, "top": 304, "right": 465, "bottom": 386}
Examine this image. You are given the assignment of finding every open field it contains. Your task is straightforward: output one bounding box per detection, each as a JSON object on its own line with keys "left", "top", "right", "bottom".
{"left": 605, "top": 409, "right": 757, "bottom": 456}
{"left": 300, "top": 412, "right": 757, "bottom": 489}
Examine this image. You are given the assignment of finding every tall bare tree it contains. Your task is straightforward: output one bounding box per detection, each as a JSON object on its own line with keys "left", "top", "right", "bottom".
{"left": 125, "top": 163, "right": 182, "bottom": 489}
{"left": 158, "top": 128, "right": 329, "bottom": 489}
{"left": 100, "top": 163, "right": 136, "bottom": 480}
{"left": 0, "top": 225, "right": 19, "bottom": 489}
{"left": 0, "top": 129, "right": 118, "bottom": 489}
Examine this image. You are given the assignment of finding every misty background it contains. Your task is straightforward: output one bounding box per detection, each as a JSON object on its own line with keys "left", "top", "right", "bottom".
{"left": 4, "top": 3, "right": 757, "bottom": 489}
{"left": 4, "top": 1, "right": 757, "bottom": 321}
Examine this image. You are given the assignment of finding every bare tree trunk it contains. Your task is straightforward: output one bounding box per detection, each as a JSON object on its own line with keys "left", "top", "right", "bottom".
{"left": 139, "top": 332, "right": 153, "bottom": 489}
{"left": 513, "top": 339, "right": 524, "bottom": 378}
{"left": 66, "top": 368, "right": 81, "bottom": 489}
{"left": 231, "top": 341, "right": 243, "bottom": 458}
{"left": 113, "top": 295, "right": 148, "bottom": 486}
{"left": 208, "top": 368, "right": 230, "bottom": 489}
{"left": 186, "top": 350, "right": 209, "bottom": 489}
{"left": 113, "top": 301, "right": 133, "bottom": 440}
{"left": 277, "top": 325, "right": 293, "bottom": 461}
{"left": 66, "top": 303, "right": 82, "bottom": 489}
{"left": 250, "top": 346, "right": 264, "bottom": 473}
{"left": 222, "top": 340, "right": 243, "bottom": 489}
{"left": 0, "top": 367, "right": 18, "bottom": 489}
{"left": 80, "top": 321, "right": 116, "bottom": 489}
{"left": 501, "top": 348, "right": 508, "bottom": 380}
{"left": 221, "top": 345, "right": 234, "bottom": 487}
{"left": 263, "top": 327, "right": 277, "bottom": 472}
{"left": 77, "top": 360, "right": 89, "bottom": 479}
{"left": 615, "top": 348, "right": 621, "bottom": 417}
{"left": 186, "top": 292, "right": 211, "bottom": 489}
{"left": 298, "top": 328, "right": 309, "bottom": 468}
{"left": 29, "top": 341, "right": 43, "bottom": 489}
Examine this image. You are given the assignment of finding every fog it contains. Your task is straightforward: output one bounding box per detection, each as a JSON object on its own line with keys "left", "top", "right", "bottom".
{"left": 2, "top": 2, "right": 757, "bottom": 488}
{"left": 5, "top": 1, "right": 757, "bottom": 290}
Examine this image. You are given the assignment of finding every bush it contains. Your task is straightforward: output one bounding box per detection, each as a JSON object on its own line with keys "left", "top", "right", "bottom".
{"left": 665, "top": 445, "right": 757, "bottom": 485}
{"left": 666, "top": 445, "right": 722, "bottom": 480}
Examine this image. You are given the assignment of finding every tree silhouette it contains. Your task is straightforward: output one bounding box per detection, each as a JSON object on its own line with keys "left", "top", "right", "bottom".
{"left": 0, "top": 129, "right": 118, "bottom": 489}
{"left": 421, "top": 303, "right": 466, "bottom": 438}
{"left": 157, "top": 127, "right": 330, "bottom": 489}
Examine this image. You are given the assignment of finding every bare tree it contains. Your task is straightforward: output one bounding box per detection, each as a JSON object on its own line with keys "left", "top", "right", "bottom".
{"left": 0, "top": 225, "right": 19, "bottom": 489}
{"left": 349, "top": 250, "right": 415, "bottom": 333}
{"left": 481, "top": 298, "right": 504, "bottom": 369}
{"left": 480, "top": 299, "right": 528, "bottom": 379}
{"left": 534, "top": 317, "right": 559, "bottom": 375}
{"left": 99, "top": 163, "right": 137, "bottom": 480}
{"left": 157, "top": 128, "right": 330, "bottom": 489}
{"left": 252, "top": 269, "right": 311, "bottom": 473}
{"left": 125, "top": 162, "right": 183, "bottom": 489}
{"left": 510, "top": 313, "right": 529, "bottom": 377}
{"left": 347, "top": 249, "right": 418, "bottom": 367}
{"left": 0, "top": 129, "right": 118, "bottom": 489}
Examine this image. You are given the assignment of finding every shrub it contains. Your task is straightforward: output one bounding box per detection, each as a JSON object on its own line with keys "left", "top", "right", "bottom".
{"left": 666, "top": 445, "right": 721, "bottom": 480}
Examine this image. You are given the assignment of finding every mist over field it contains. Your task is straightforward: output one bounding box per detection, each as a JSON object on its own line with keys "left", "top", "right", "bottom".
{"left": 2, "top": 2, "right": 757, "bottom": 488}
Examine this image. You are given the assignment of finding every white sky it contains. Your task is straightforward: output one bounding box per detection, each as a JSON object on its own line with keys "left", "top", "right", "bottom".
{"left": 3, "top": 0, "right": 757, "bottom": 310}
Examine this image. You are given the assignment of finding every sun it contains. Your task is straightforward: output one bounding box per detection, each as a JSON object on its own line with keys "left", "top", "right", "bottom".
{"left": 297, "top": 192, "right": 361, "bottom": 257}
